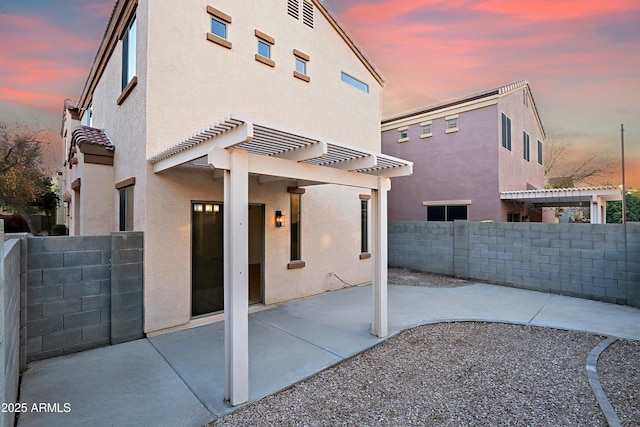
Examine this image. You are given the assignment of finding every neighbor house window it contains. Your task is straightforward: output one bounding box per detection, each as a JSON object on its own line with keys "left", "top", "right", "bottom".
{"left": 398, "top": 127, "right": 409, "bottom": 142}
{"left": 118, "top": 15, "right": 137, "bottom": 105}
{"left": 288, "top": 187, "right": 305, "bottom": 269}
{"left": 445, "top": 115, "right": 459, "bottom": 133}
{"left": 293, "top": 49, "right": 310, "bottom": 82}
{"left": 360, "top": 195, "right": 370, "bottom": 259}
{"left": 255, "top": 30, "right": 275, "bottom": 67}
{"left": 501, "top": 112, "right": 512, "bottom": 150}
{"left": 341, "top": 72, "right": 369, "bottom": 93}
{"left": 420, "top": 122, "right": 432, "bottom": 138}
{"left": 523, "top": 131, "right": 530, "bottom": 161}
{"left": 86, "top": 104, "right": 92, "bottom": 127}
{"left": 537, "top": 139, "right": 543, "bottom": 165}
{"left": 426, "top": 204, "right": 468, "bottom": 221}
{"left": 507, "top": 212, "right": 520, "bottom": 222}
{"left": 116, "top": 178, "right": 136, "bottom": 231}
{"left": 206, "top": 6, "right": 232, "bottom": 49}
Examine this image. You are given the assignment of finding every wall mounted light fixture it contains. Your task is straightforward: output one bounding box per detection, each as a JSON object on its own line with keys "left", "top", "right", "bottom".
{"left": 275, "top": 210, "right": 285, "bottom": 227}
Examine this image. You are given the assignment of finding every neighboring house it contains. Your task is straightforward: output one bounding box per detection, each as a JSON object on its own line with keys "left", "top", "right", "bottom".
{"left": 381, "top": 81, "right": 552, "bottom": 223}
{"left": 60, "top": 0, "right": 411, "bottom": 404}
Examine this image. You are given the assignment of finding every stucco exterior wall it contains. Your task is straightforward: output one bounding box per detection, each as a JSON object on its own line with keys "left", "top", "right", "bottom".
{"left": 76, "top": 162, "right": 114, "bottom": 235}
{"left": 497, "top": 88, "right": 546, "bottom": 220}
{"left": 144, "top": 0, "right": 381, "bottom": 154}
{"left": 382, "top": 104, "right": 501, "bottom": 221}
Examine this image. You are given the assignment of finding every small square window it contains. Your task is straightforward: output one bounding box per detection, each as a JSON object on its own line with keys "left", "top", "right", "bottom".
{"left": 447, "top": 118, "right": 458, "bottom": 129}
{"left": 422, "top": 124, "right": 431, "bottom": 135}
{"left": 211, "top": 18, "right": 227, "bottom": 39}
{"left": 295, "top": 58, "right": 307, "bottom": 74}
{"left": 400, "top": 129, "right": 408, "bottom": 139}
{"left": 258, "top": 40, "right": 271, "bottom": 58}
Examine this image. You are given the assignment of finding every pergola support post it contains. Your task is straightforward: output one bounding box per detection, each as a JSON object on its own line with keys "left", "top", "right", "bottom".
{"left": 371, "top": 177, "right": 390, "bottom": 338}
{"left": 223, "top": 149, "right": 249, "bottom": 406}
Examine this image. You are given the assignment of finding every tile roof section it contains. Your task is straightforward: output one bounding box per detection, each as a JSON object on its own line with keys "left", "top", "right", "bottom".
{"left": 71, "top": 126, "right": 114, "bottom": 148}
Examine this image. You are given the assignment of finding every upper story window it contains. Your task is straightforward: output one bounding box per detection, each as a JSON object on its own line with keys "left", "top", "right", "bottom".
{"left": 445, "top": 115, "right": 459, "bottom": 133}
{"left": 341, "top": 72, "right": 369, "bottom": 93}
{"left": 293, "top": 49, "right": 310, "bottom": 82}
{"left": 501, "top": 112, "right": 512, "bottom": 151}
{"left": 420, "top": 122, "right": 432, "bottom": 138}
{"left": 122, "top": 16, "right": 136, "bottom": 91}
{"left": 86, "top": 104, "right": 93, "bottom": 127}
{"left": 537, "top": 139, "right": 543, "bottom": 165}
{"left": 398, "top": 127, "right": 409, "bottom": 143}
{"left": 118, "top": 15, "right": 137, "bottom": 105}
{"left": 255, "top": 30, "right": 275, "bottom": 67}
{"left": 523, "top": 131, "right": 530, "bottom": 161}
{"left": 207, "top": 6, "right": 232, "bottom": 49}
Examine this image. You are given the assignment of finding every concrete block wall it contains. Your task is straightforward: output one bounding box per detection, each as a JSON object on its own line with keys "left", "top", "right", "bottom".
{"left": 25, "top": 233, "right": 144, "bottom": 362}
{"left": 110, "top": 232, "right": 144, "bottom": 344}
{"left": 1, "top": 226, "right": 23, "bottom": 427}
{"left": 389, "top": 221, "right": 453, "bottom": 275}
{"left": 389, "top": 221, "right": 639, "bottom": 308}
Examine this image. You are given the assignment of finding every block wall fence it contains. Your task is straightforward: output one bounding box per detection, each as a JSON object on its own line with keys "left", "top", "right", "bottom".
{"left": 389, "top": 221, "right": 639, "bottom": 308}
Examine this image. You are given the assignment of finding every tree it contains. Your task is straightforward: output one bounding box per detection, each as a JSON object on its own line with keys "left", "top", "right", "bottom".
{"left": 0, "top": 121, "right": 53, "bottom": 234}
{"left": 607, "top": 191, "right": 640, "bottom": 223}
{"left": 544, "top": 133, "right": 618, "bottom": 187}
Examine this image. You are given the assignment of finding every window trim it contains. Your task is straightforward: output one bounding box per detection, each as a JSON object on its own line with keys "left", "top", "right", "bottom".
{"left": 501, "top": 112, "right": 512, "bottom": 151}
{"left": 359, "top": 194, "right": 370, "bottom": 259}
{"left": 255, "top": 30, "right": 275, "bottom": 67}
{"left": 293, "top": 49, "right": 310, "bottom": 82}
{"left": 537, "top": 139, "right": 543, "bottom": 165}
{"left": 287, "top": 187, "right": 305, "bottom": 269}
{"left": 420, "top": 121, "right": 432, "bottom": 138}
{"left": 523, "top": 130, "right": 531, "bottom": 162}
{"left": 398, "top": 126, "right": 409, "bottom": 143}
{"left": 206, "top": 6, "right": 232, "bottom": 49}
{"left": 445, "top": 114, "right": 459, "bottom": 134}
{"left": 119, "top": 15, "right": 137, "bottom": 105}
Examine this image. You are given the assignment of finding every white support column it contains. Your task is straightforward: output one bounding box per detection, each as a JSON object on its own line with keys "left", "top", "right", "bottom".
{"left": 590, "top": 196, "right": 603, "bottom": 224}
{"left": 371, "top": 177, "right": 390, "bottom": 338}
{"left": 223, "top": 149, "right": 249, "bottom": 406}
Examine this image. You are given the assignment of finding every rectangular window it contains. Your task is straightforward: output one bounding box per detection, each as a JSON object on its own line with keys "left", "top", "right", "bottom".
{"left": 398, "top": 128, "right": 408, "bottom": 142}
{"left": 119, "top": 186, "right": 134, "bottom": 231}
{"left": 211, "top": 18, "right": 227, "bottom": 39}
{"left": 421, "top": 123, "right": 432, "bottom": 136}
{"left": 537, "top": 139, "right": 543, "bottom": 165}
{"left": 86, "top": 104, "right": 92, "bottom": 127}
{"left": 447, "top": 118, "right": 458, "bottom": 129}
{"left": 523, "top": 131, "right": 530, "bottom": 161}
{"left": 258, "top": 40, "right": 271, "bottom": 58}
{"left": 507, "top": 213, "right": 520, "bottom": 222}
{"left": 501, "top": 113, "right": 512, "bottom": 151}
{"left": 361, "top": 199, "right": 368, "bottom": 254}
{"left": 122, "top": 16, "right": 137, "bottom": 91}
{"left": 427, "top": 205, "right": 468, "bottom": 221}
{"left": 341, "top": 72, "right": 369, "bottom": 93}
{"left": 295, "top": 58, "right": 306, "bottom": 74}
{"left": 290, "top": 192, "right": 301, "bottom": 261}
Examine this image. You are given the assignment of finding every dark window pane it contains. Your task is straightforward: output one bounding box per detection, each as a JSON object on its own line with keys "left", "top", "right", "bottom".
{"left": 361, "top": 200, "right": 368, "bottom": 253}
{"left": 427, "top": 206, "right": 446, "bottom": 221}
{"left": 447, "top": 205, "right": 468, "bottom": 221}
{"left": 290, "top": 193, "right": 301, "bottom": 260}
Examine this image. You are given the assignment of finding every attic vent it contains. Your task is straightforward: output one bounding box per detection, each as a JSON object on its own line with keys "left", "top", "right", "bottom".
{"left": 302, "top": 1, "right": 314, "bottom": 28}
{"left": 287, "top": 0, "right": 299, "bottom": 19}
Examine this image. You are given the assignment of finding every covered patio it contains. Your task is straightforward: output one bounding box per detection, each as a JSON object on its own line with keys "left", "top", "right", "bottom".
{"left": 147, "top": 114, "right": 412, "bottom": 405}
{"left": 501, "top": 187, "right": 623, "bottom": 224}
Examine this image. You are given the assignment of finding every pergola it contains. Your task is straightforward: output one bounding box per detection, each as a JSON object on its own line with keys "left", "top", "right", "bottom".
{"left": 148, "top": 114, "right": 412, "bottom": 405}
{"left": 500, "top": 187, "right": 622, "bottom": 224}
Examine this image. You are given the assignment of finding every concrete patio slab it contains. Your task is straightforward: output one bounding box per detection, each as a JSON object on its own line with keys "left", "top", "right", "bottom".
{"left": 17, "top": 340, "right": 215, "bottom": 427}
{"left": 16, "top": 281, "right": 640, "bottom": 427}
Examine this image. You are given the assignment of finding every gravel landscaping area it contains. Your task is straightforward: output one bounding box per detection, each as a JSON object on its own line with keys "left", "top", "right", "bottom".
{"left": 207, "top": 270, "right": 637, "bottom": 426}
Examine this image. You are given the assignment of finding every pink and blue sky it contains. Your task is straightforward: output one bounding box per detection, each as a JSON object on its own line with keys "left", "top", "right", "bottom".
{"left": 0, "top": 0, "right": 638, "bottom": 187}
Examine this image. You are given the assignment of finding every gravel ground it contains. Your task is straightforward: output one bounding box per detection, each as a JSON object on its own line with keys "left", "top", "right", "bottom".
{"left": 207, "top": 270, "right": 636, "bottom": 426}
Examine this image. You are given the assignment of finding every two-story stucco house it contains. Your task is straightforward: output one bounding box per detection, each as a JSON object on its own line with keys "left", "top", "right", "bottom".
{"left": 60, "top": 0, "right": 411, "bottom": 404}
{"left": 382, "top": 81, "right": 551, "bottom": 223}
